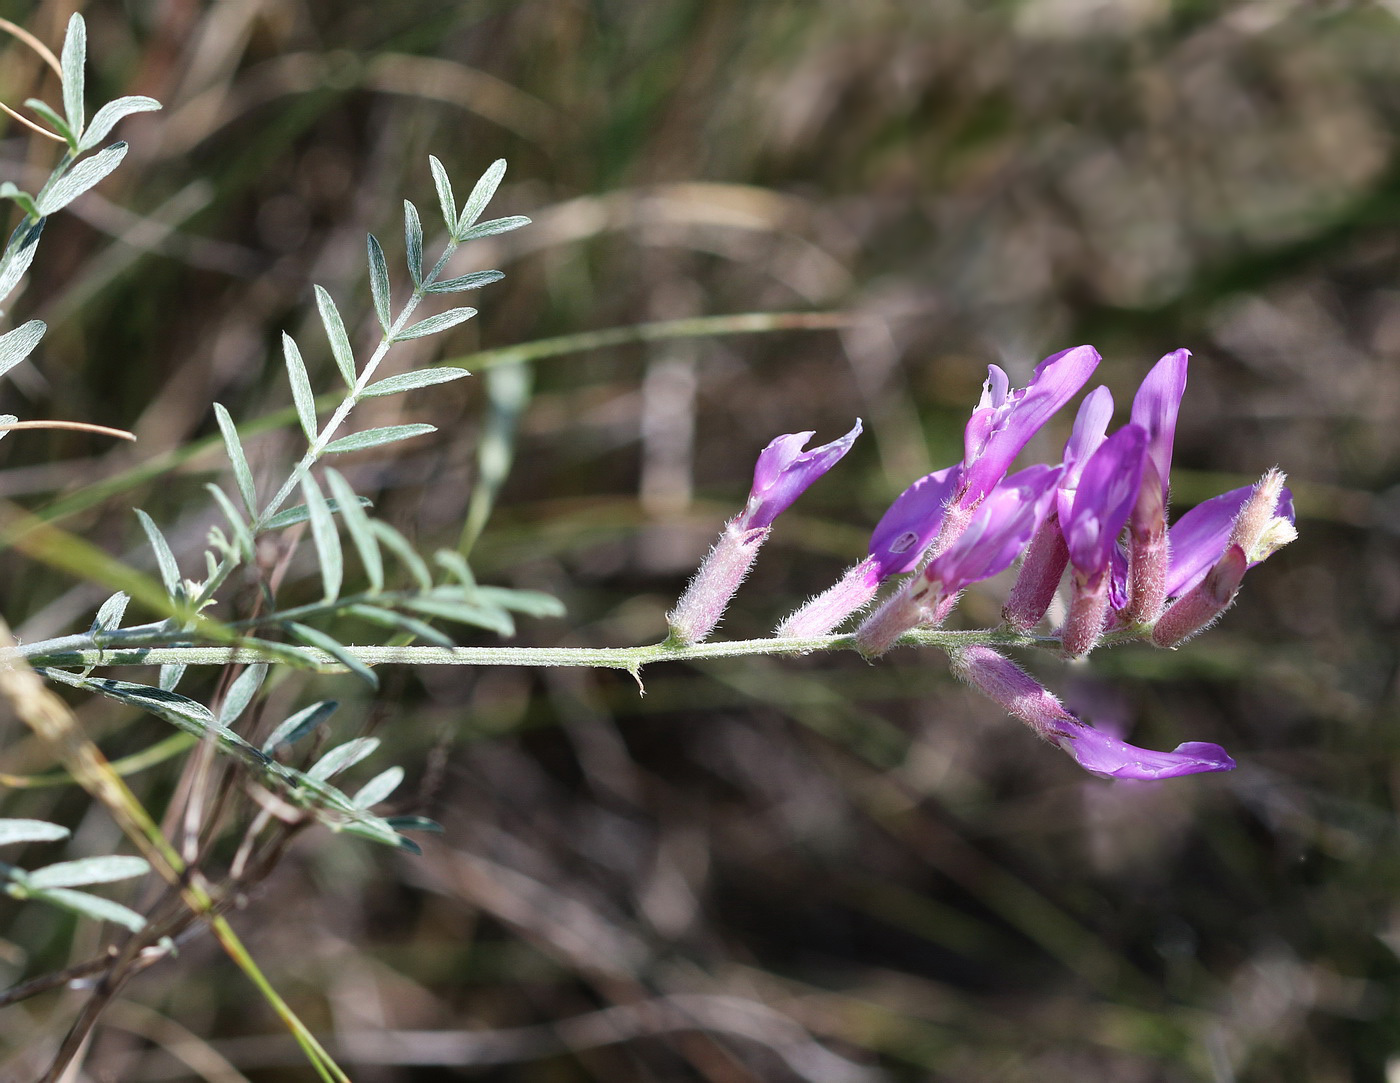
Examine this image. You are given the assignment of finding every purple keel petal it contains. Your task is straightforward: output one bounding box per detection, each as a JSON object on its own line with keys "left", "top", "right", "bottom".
{"left": 1054, "top": 722, "right": 1237, "bottom": 780}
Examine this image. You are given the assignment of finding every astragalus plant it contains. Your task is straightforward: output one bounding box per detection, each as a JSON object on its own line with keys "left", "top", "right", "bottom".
{"left": 0, "top": 15, "right": 1295, "bottom": 1083}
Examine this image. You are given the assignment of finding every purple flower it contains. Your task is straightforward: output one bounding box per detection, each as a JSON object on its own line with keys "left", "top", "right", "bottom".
{"left": 1064, "top": 423, "right": 1147, "bottom": 585}
{"left": 670, "top": 420, "right": 861, "bottom": 645}
{"left": 1003, "top": 387, "right": 1114, "bottom": 632}
{"left": 1123, "top": 349, "right": 1190, "bottom": 622}
{"left": 1152, "top": 469, "right": 1297, "bottom": 648}
{"left": 958, "top": 345, "right": 1100, "bottom": 508}
{"left": 916, "top": 463, "right": 1062, "bottom": 603}
{"left": 950, "top": 645, "right": 1236, "bottom": 781}
{"left": 1163, "top": 476, "right": 1296, "bottom": 600}
{"left": 1059, "top": 423, "right": 1148, "bottom": 656}
{"left": 739, "top": 420, "right": 863, "bottom": 530}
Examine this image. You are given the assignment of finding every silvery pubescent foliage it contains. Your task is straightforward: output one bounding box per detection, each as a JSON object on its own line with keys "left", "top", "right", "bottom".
{"left": 686, "top": 346, "right": 1297, "bottom": 781}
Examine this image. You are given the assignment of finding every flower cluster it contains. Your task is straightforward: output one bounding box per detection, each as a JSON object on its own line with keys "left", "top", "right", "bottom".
{"left": 667, "top": 346, "right": 1296, "bottom": 781}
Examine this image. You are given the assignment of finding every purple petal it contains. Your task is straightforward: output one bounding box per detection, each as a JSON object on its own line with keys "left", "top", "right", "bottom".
{"left": 741, "top": 420, "right": 862, "bottom": 530}
{"left": 1128, "top": 349, "right": 1189, "bottom": 501}
{"left": 1064, "top": 386, "right": 1115, "bottom": 471}
{"left": 1054, "top": 722, "right": 1237, "bottom": 780}
{"left": 958, "top": 345, "right": 1101, "bottom": 507}
{"left": 867, "top": 464, "right": 962, "bottom": 577}
{"left": 751, "top": 431, "right": 816, "bottom": 492}
{"left": 1064, "top": 423, "right": 1147, "bottom": 577}
{"left": 1164, "top": 482, "right": 1296, "bottom": 598}
{"left": 927, "top": 463, "right": 1061, "bottom": 593}
{"left": 1163, "top": 486, "right": 1250, "bottom": 598}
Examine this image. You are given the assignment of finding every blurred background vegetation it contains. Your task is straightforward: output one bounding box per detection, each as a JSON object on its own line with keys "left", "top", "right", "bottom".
{"left": 0, "top": 0, "right": 1396, "bottom": 1079}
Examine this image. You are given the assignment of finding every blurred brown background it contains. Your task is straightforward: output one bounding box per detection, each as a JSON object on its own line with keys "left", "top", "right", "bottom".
{"left": 1, "top": 1, "right": 1396, "bottom": 1080}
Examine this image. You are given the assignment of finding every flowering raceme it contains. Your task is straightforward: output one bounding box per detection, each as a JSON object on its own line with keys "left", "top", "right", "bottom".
{"left": 666, "top": 346, "right": 1295, "bottom": 780}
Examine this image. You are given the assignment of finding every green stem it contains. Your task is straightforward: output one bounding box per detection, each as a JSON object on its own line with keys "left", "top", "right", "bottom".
{"left": 16, "top": 626, "right": 1080, "bottom": 673}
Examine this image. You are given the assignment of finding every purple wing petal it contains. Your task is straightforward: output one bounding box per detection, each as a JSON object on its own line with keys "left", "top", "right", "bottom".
{"left": 868, "top": 464, "right": 962, "bottom": 577}
{"left": 1055, "top": 721, "right": 1237, "bottom": 780}
{"left": 1163, "top": 485, "right": 1251, "bottom": 598}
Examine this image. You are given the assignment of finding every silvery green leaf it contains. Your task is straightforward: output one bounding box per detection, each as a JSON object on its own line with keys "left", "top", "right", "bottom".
{"left": 343, "top": 818, "right": 419, "bottom": 853}
{"left": 428, "top": 155, "right": 456, "bottom": 235}
{"left": 205, "top": 483, "right": 255, "bottom": 560}
{"left": 0, "top": 320, "right": 46, "bottom": 380}
{"left": 287, "top": 623, "right": 378, "bottom": 689}
{"left": 353, "top": 766, "right": 404, "bottom": 809}
{"left": 92, "top": 592, "right": 130, "bottom": 634}
{"left": 0, "top": 413, "right": 15, "bottom": 443}
{"left": 212, "top": 403, "right": 257, "bottom": 513}
{"left": 323, "top": 424, "right": 436, "bottom": 455}
{"left": 368, "top": 521, "right": 432, "bottom": 590}
{"left": 36, "top": 142, "right": 128, "bottom": 216}
{"left": 404, "top": 200, "right": 423, "bottom": 285}
{"left": 262, "top": 700, "right": 338, "bottom": 754}
{"left": 0, "top": 819, "right": 70, "bottom": 846}
{"left": 425, "top": 270, "right": 503, "bottom": 295}
{"left": 367, "top": 234, "right": 391, "bottom": 331}
{"left": 60, "top": 13, "right": 86, "bottom": 138}
{"left": 158, "top": 663, "right": 185, "bottom": 693}
{"left": 324, "top": 468, "right": 382, "bottom": 594}
{"left": 474, "top": 586, "right": 566, "bottom": 619}
{"left": 403, "top": 596, "right": 513, "bottom": 637}
{"left": 383, "top": 815, "right": 443, "bottom": 834}
{"left": 393, "top": 307, "right": 476, "bottom": 342}
{"left": 0, "top": 182, "right": 38, "bottom": 220}
{"left": 349, "top": 604, "right": 454, "bottom": 648}
{"left": 359, "top": 367, "right": 470, "bottom": 399}
{"left": 35, "top": 887, "right": 145, "bottom": 931}
{"left": 24, "top": 99, "right": 73, "bottom": 146}
{"left": 41, "top": 670, "right": 265, "bottom": 763}
{"left": 457, "top": 158, "right": 506, "bottom": 233}
{"left": 300, "top": 474, "right": 342, "bottom": 603}
{"left": 457, "top": 215, "right": 531, "bottom": 242}
{"left": 314, "top": 285, "right": 356, "bottom": 389}
{"left": 28, "top": 855, "right": 148, "bottom": 890}
{"left": 219, "top": 663, "right": 267, "bottom": 726}
{"left": 307, "top": 736, "right": 381, "bottom": 782}
{"left": 78, "top": 95, "right": 160, "bottom": 154}
{"left": 262, "top": 495, "right": 372, "bottom": 531}
{"left": 0, "top": 219, "right": 44, "bottom": 306}
{"left": 135, "top": 509, "right": 182, "bottom": 597}
{"left": 283, "top": 333, "right": 317, "bottom": 443}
